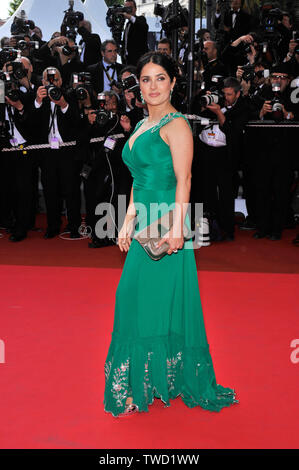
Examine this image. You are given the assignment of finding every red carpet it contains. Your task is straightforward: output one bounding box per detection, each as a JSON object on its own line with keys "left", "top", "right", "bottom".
{"left": 0, "top": 263, "right": 298, "bottom": 449}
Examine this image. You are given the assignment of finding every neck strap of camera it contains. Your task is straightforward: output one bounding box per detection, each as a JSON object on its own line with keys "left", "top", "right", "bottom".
{"left": 7, "top": 105, "right": 15, "bottom": 140}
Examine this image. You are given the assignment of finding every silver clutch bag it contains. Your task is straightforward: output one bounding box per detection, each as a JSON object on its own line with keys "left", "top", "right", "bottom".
{"left": 134, "top": 210, "right": 191, "bottom": 261}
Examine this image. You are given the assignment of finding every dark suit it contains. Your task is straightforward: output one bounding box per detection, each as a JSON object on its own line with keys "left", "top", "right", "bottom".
{"left": 123, "top": 16, "right": 148, "bottom": 66}
{"left": 86, "top": 61, "right": 123, "bottom": 94}
{"left": 194, "top": 97, "right": 250, "bottom": 238}
{"left": 32, "top": 95, "right": 82, "bottom": 234}
{"left": 215, "top": 8, "right": 253, "bottom": 44}
{"left": 0, "top": 88, "right": 38, "bottom": 236}
{"left": 202, "top": 59, "right": 228, "bottom": 89}
{"left": 78, "top": 26, "right": 101, "bottom": 67}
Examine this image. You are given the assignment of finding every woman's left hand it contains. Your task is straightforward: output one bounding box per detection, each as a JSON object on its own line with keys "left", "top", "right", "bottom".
{"left": 156, "top": 229, "right": 184, "bottom": 255}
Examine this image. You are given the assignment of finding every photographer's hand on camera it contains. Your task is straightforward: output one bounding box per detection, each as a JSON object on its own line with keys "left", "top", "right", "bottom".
{"left": 206, "top": 102, "right": 226, "bottom": 126}
{"left": 36, "top": 85, "right": 48, "bottom": 105}
{"left": 231, "top": 34, "right": 254, "bottom": 48}
{"left": 259, "top": 100, "right": 272, "bottom": 118}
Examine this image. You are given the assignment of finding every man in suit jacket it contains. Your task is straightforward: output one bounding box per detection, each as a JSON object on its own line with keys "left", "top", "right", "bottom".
{"left": 195, "top": 77, "right": 250, "bottom": 241}
{"left": 122, "top": 0, "right": 148, "bottom": 66}
{"left": 33, "top": 67, "right": 82, "bottom": 238}
{"left": 215, "top": 0, "right": 253, "bottom": 44}
{"left": 87, "top": 40, "right": 123, "bottom": 95}
{"left": 78, "top": 20, "right": 102, "bottom": 67}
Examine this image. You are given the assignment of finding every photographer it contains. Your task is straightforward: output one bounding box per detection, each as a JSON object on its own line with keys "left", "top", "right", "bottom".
{"left": 122, "top": 0, "right": 149, "bottom": 66}
{"left": 221, "top": 33, "right": 261, "bottom": 77}
{"left": 77, "top": 20, "right": 101, "bottom": 67}
{"left": 202, "top": 41, "right": 228, "bottom": 89}
{"left": 87, "top": 40, "right": 123, "bottom": 95}
{"left": 32, "top": 67, "right": 82, "bottom": 239}
{"left": 0, "top": 60, "right": 38, "bottom": 241}
{"left": 77, "top": 91, "right": 133, "bottom": 248}
{"left": 193, "top": 77, "right": 250, "bottom": 241}
{"left": 214, "top": 0, "right": 253, "bottom": 46}
{"left": 252, "top": 62, "right": 297, "bottom": 241}
{"left": 118, "top": 65, "right": 146, "bottom": 126}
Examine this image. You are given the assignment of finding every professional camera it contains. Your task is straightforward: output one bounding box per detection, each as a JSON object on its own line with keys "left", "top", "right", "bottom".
{"left": 45, "top": 68, "right": 62, "bottom": 101}
{"left": 61, "top": 44, "right": 80, "bottom": 56}
{"left": 62, "top": 0, "right": 84, "bottom": 40}
{"left": 240, "top": 64, "right": 256, "bottom": 83}
{"left": 262, "top": 8, "right": 283, "bottom": 35}
{"left": 154, "top": 1, "right": 188, "bottom": 35}
{"left": 270, "top": 82, "right": 284, "bottom": 120}
{"left": 6, "top": 61, "right": 28, "bottom": 81}
{"left": 92, "top": 93, "right": 111, "bottom": 126}
{"left": 0, "top": 48, "right": 19, "bottom": 67}
{"left": 0, "top": 71, "right": 21, "bottom": 102}
{"left": 114, "top": 73, "right": 142, "bottom": 102}
{"left": 199, "top": 75, "right": 225, "bottom": 108}
{"left": 106, "top": 5, "right": 132, "bottom": 45}
{"left": 17, "top": 40, "right": 39, "bottom": 51}
{"left": 10, "top": 13, "right": 35, "bottom": 37}
{"left": 72, "top": 72, "right": 93, "bottom": 101}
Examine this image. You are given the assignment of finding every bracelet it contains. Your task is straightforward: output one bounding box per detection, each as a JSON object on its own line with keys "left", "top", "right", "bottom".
{"left": 84, "top": 105, "right": 92, "bottom": 109}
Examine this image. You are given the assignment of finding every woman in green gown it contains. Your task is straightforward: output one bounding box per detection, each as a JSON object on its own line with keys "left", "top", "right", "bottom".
{"left": 104, "top": 52, "right": 238, "bottom": 417}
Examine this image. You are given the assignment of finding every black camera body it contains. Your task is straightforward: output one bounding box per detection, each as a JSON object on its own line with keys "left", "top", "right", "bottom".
{"left": 62, "top": 0, "right": 84, "bottom": 40}
{"left": 45, "top": 69, "right": 62, "bottom": 101}
{"left": 0, "top": 71, "right": 21, "bottom": 102}
{"left": 17, "top": 40, "right": 39, "bottom": 51}
{"left": 154, "top": 2, "right": 188, "bottom": 35}
{"left": 199, "top": 75, "right": 225, "bottom": 108}
{"left": 61, "top": 44, "right": 79, "bottom": 56}
{"left": 92, "top": 93, "right": 111, "bottom": 126}
{"left": 73, "top": 72, "right": 93, "bottom": 101}
{"left": 269, "top": 83, "right": 284, "bottom": 120}
{"left": 240, "top": 64, "right": 255, "bottom": 83}
{"left": 10, "top": 15, "right": 35, "bottom": 36}
{"left": 0, "top": 48, "right": 19, "bottom": 68}
{"left": 106, "top": 5, "right": 132, "bottom": 44}
{"left": 45, "top": 85, "right": 62, "bottom": 101}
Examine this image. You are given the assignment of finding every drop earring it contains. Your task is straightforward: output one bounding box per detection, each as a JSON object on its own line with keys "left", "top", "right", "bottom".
{"left": 140, "top": 90, "right": 145, "bottom": 104}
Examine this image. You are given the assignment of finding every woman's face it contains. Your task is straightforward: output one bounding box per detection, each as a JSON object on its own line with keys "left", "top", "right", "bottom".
{"left": 139, "top": 62, "right": 175, "bottom": 107}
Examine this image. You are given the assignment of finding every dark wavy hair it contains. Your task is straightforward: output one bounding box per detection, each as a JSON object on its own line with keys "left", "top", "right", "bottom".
{"left": 136, "top": 51, "right": 179, "bottom": 83}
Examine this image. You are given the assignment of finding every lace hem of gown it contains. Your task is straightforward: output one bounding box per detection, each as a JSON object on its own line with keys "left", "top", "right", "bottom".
{"left": 103, "top": 333, "right": 238, "bottom": 417}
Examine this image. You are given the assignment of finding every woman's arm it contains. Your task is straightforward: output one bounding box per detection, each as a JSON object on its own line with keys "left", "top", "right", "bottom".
{"left": 157, "top": 117, "right": 193, "bottom": 254}
{"left": 118, "top": 186, "right": 136, "bottom": 252}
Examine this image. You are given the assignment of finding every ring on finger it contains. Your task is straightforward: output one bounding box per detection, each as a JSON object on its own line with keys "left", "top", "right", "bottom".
{"left": 173, "top": 250, "right": 178, "bottom": 253}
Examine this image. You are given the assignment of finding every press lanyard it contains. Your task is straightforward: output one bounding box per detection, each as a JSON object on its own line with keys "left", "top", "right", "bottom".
{"left": 48, "top": 104, "right": 58, "bottom": 136}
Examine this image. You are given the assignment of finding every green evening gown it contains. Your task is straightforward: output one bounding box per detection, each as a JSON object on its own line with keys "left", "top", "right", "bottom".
{"left": 103, "top": 112, "right": 238, "bottom": 417}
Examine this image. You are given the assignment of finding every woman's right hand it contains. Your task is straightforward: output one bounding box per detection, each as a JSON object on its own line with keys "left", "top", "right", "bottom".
{"left": 118, "top": 218, "right": 135, "bottom": 252}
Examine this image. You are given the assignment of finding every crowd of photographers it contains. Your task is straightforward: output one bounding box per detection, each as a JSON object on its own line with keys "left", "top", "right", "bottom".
{"left": 0, "top": 0, "right": 298, "bottom": 247}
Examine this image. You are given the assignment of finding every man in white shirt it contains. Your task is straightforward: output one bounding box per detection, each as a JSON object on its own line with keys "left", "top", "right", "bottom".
{"left": 33, "top": 67, "right": 82, "bottom": 239}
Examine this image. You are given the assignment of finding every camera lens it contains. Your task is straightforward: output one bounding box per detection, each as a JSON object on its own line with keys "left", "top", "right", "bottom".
{"left": 48, "top": 86, "right": 62, "bottom": 101}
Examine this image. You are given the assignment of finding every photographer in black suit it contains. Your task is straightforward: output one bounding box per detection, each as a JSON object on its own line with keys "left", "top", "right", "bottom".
{"left": 77, "top": 20, "right": 101, "bottom": 67}
{"left": 252, "top": 63, "right": 297, "bottom": 241}
{"left": 87, "top": 40, "right": 123, "bottom": 94}
{"left": 122, "top": 0, "right": 148, "bottom": 66}
{"left": 0, "top": 59, "right": 38, "bottom": 241}
{"left": 214, "top": 0, "right": 253, "bottom": 45}
{"left": 193, "top": 77, "right": 250, "bottom": 241}
{"left": 77, "top": 91, "right": 133, "bottom": 247}
{"left": 32, "top": 67, "right": 82, "bottom": 239}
